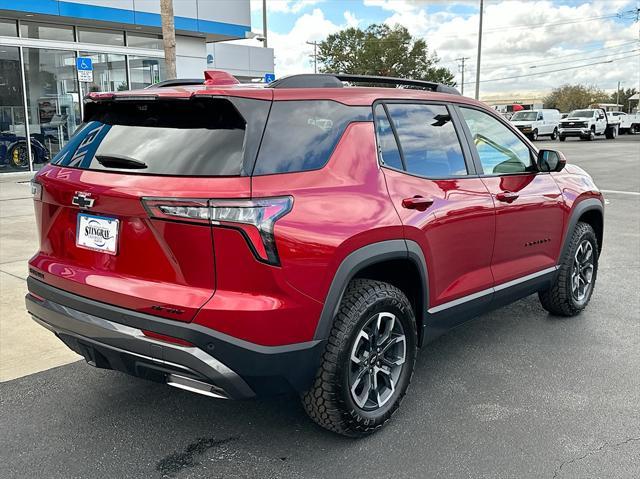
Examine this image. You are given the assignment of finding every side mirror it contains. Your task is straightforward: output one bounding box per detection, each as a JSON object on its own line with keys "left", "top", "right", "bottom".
{"left": 537, "top": 149, "right": 566, "bottom": 173}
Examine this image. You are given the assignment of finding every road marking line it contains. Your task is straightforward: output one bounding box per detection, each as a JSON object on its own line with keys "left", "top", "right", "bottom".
{"left": 601, "top": 189, "right": 640, "bottom": 196}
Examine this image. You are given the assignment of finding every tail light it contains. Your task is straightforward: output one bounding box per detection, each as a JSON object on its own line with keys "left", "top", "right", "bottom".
{"left": 142, "top": 196, "right": 293, "bottom": 265}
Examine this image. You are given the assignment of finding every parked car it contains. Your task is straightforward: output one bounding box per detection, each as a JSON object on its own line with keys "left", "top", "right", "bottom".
{"left": 0, "top": 132, "right": 49, "bottom": 169}
{"left": 26, "top": 71, "right": 604, "bottom": 437}
{"left": 510, "top": 109, "right": 561, "bottom": 140}
{"left": 558, "top": 108, "right": 619, "bottom": 141}
{"left": 607, "top": 111, "right": 640, "bottom": 134}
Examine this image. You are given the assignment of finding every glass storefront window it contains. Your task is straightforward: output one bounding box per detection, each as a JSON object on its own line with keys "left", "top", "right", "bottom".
{"left": 0, "top": 47, "right": 29, "bottom": 172}
{"left": 77, "top": 27, "right": 124, "bottom": 46}
{"left": 126, "top": 32, "right": 163, "bottom": 50}
{"left": 20, "top": 22, "right": 75, "bottom": 42}
{"left": 0, "top": 18, "right": 17, "bottom": 37}
{"left": 79, "top": 51, "right": 127, "bottom": 93}
{"left": 129, "top": 56, "right": 166, "bottom": 89}
{"left": 23, "top": 48, "right": 80, "bottom": 171}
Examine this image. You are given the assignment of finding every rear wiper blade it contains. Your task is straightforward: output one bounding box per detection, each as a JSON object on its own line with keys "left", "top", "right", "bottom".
{"left": 96, "top": 154, "right": 147, "bottom": 169}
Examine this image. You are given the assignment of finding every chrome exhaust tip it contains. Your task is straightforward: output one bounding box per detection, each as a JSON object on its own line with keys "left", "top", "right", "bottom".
{"left": 166, "top": 374, "right": 228, "bottom": 399}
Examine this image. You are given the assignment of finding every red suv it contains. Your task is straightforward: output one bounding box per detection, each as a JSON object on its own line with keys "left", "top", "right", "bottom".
{"left": 26, "top": 71, "right": 603, "bottom": 437}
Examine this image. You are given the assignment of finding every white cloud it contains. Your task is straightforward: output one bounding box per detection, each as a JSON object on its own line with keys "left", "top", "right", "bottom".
{"left": 250, "top": 0, "right": 323, "bottom": 14}
{"left": 268, "top": 8, "right": 343, "bottom": 75}
{"left": 344, "top": 10, "right": 361, "bottom": 28}
{"left": 374, "top": 0, "right": 639, "bottom": 95}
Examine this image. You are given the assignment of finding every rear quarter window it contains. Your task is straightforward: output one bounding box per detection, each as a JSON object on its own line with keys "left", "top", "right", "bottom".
{"left": 253, "top": 100, "right": 372, "bottom": 175}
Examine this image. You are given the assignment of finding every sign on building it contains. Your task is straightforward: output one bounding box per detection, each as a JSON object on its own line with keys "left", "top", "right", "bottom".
{"left": 76, "top": 57, "right": 93, "bottom": 83}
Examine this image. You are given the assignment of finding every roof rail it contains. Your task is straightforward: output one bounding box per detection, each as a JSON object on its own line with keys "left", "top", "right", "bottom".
{"left": 145, "top": 71, "right": 239, "bottom": 89}
{"left": 268, "top": 73, "right": 460, "bottom": 95}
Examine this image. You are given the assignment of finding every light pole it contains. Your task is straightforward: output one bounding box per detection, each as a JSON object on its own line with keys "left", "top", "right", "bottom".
{"left": 474, "top": 0, "right": 484, "bottom": 100}
{"left": 262, "top": 0, "right": 268, "bottom": 48}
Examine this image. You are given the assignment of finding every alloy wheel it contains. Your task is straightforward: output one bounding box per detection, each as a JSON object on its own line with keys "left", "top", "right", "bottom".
{"left": 349, "top": 312, "right": 406, "bottom": 411}
{"left": 572, "top": 240, "right": 594, "bottom": 302}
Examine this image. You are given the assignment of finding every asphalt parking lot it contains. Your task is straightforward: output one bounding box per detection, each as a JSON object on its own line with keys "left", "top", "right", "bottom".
{"left": 1, "top": 136, "right": 638, "bottom": 479}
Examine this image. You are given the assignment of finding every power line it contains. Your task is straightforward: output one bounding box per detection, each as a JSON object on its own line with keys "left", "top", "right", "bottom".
{"left": 432, "top": 9, "right": 637, "bottom": 39}
{"left": 463, "top": 53, "right": 639, "bottom": 84}
{"left": 479, "top": 40, "right": 639, "bottom": 70}
{"left": 529, "top": 48, "right": 639, "bottom": 69}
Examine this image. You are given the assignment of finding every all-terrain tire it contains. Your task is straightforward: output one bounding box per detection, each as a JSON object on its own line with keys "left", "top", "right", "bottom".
{"left": 539, "top": 222, "right": 599, "bottom": 316}
{"left": 302, "top": 279, "right": 417, "bottom": 437}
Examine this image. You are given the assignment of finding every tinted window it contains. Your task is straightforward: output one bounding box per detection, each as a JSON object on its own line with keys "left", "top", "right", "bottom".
{"left": 254, "top": 100, "right": 370, "bottom": 175}
{"left": 0, "top": 19, "right": 17, "bottom": 36}
{"left": 20, "top": 22, "right": 74, "bottom": 41}
{"left": 460, "top": 107, "right": 533, "bottom": 175}
{"left": 386, "top": 104, "right": 467, "bottom": 177}
{"left": 52, "top": 98, "right": 264, "bottom": 176}
{"left": 77, "top": 27, "right": 124, "bottom": 46}
{"left": 374, "top": 104, "right": 403, "bottom": 170}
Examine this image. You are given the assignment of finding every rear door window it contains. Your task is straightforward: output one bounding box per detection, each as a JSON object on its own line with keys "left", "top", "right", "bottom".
{"left": 52, "top": 97, "right": 270, "bottom": 176}
{"left": 253, "top": 100, "right": 372, "bottom": 175}
{"left": 384, "top": 103, "right": 468, "bottom": 177}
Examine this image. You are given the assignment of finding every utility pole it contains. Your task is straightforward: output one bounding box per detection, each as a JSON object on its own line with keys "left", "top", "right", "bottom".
{"left": 616, "top": 81, "right": 621, "bottom": 109}
{"left": 474, "top": 0, "right": 484, "bottom": 100}
{"left": 262, "top": 0, "right": 268, "bottom": 48}
{"left": 160, "top": 0, "right": 176, "bottom": 79}
{"left": 307, "top": 41, "right": 319, "bottom": 73}
{"left": 456, "top": 57, "right": 469, "bottom": 95}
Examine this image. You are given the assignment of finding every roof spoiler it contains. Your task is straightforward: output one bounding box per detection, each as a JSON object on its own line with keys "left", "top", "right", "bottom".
{"left": 268, "top": 73, "right": 460, "bottom": 95}
{"left": 145, "top": 70, "right": 239, "bottom": 89}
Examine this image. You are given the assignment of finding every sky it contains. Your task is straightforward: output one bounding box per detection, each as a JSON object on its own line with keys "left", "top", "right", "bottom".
{"left": 236, "top": 0, "right": 640, "bottom": 99}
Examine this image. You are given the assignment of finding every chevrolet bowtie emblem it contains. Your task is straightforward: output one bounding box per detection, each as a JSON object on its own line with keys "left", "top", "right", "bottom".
{"left": 72, "top": 192, "right": 95, "bottom": 209}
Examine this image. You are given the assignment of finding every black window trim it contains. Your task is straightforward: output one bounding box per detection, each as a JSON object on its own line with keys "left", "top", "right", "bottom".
{"left": 452, "top": 103, "right": 546, "bottom": 178}
{"left": 372, "top": 99, "right": 478, "bottom": 181}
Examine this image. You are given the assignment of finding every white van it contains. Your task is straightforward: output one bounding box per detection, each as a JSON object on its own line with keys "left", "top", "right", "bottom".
{"left": 510, "top": 109, "right": 561, "bottom": 141}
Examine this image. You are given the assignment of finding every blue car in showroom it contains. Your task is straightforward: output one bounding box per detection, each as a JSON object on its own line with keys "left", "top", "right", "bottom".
{"left": 0, "top": 132, "right": 49, "bottom": 170}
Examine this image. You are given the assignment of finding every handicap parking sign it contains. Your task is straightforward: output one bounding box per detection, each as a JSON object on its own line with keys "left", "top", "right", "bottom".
{"left": 264, "top": 73, "right": 276, "bottom": 83}
{"left": 76, "top": 57, "right": 93, "bottom": 82}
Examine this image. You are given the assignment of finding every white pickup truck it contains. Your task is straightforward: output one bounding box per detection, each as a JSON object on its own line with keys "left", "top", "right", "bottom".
{"left": 558, "top": 108, "right": 620, "bottom": 141}
{"left": 607, "top": 111, "right": 640, "bottom": 134}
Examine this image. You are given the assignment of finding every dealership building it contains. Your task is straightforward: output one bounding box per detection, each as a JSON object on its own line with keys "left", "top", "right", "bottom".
{"left": 0, "top": 0, "right": 273, "bottom": 174}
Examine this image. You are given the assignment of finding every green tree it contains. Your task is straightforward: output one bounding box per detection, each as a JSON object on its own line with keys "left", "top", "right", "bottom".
{"left": 608, "top": 87, "right": 638, "bottom": 113}
{"left": 317, "top": 24, "right": 455, "bottom": 85}
{"left": 543, "top": 84, "right": 609, "bottom": 112}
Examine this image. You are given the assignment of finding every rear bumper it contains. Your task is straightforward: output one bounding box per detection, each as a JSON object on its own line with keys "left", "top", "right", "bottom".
{"left": 25, "top": 277, "right": 325, "bottom": 399}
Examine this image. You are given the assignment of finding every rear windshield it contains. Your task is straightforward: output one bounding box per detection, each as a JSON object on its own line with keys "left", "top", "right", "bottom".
{"left": 52, "top": 97, "right": 269, "bottom": 176}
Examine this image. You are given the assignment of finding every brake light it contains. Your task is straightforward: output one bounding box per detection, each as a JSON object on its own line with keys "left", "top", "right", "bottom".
{"left": 142, "top": 196, "right": 293, "bottom": 265}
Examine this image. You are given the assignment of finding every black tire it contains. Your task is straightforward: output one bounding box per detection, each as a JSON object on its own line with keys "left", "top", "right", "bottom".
{"left": 302, "top": 279, "right": 417, "bottom": 437}
{"left": 587, "top": 128, "right": 595, "bottom": 141}
{"left": 559, "top": 135, "right": 566, "bottom": 142}
{"left": 551, "top": 128, "right": 558, "bottom": 140}
{"left": 605, "top": 126, "right": 617, "bottom": 140}
{"left": 539, "top": 222, "right": 599, "bottom": 316}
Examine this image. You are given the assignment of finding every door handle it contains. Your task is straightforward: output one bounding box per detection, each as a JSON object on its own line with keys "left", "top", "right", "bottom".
{"left": 496, "top": 191, "right": 519, "bottom": 203}
{"left": 402, "top": 196, "right": 434, "bottom": 211}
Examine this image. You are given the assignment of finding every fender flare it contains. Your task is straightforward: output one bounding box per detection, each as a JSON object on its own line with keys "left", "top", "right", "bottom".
{"left": 313, "top": 239, "right": 429, "bottom": 341}
{"left": 559, "top": 197, "right": 604, "bottom": 261}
